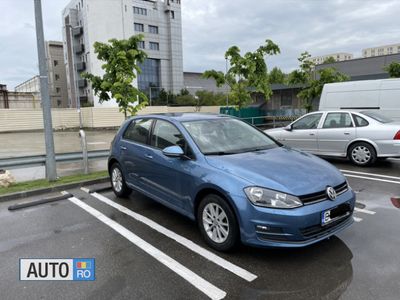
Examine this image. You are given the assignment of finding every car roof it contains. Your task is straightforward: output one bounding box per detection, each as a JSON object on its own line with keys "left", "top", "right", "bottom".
{"left": 135, "top": 113, "right": 230, "bottom": 122}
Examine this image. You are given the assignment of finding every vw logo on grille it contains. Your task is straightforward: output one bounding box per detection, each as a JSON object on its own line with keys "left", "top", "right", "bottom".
{"left": 326, "top": 186, "right": 337, "bottom": 200}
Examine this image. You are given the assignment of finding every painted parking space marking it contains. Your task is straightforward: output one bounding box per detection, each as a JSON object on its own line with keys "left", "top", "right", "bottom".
{"left": 353, "top": 216, "right": 363, "bottom": 222}
{"left": 87, "top": 142, "right": 108, "bottom": 145}
{"left": 67, "top": 195, "right": 226, "bottom": 300}
{"left": 354, "top": 207, "right": 376, "bottom": 215}
{"left": 340, "top": 169, "right": 400, "bottom": 181}
{"left": 343, "top": 174, "right": 400, "bottom": 185}
{"left": 89, "top": 192, "right": 257, "bottom": 282}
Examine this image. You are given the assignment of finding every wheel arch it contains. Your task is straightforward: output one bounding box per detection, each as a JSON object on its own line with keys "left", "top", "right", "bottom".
{"left": 346, "top": 139, "right": 379, "bottom": 157}
{"left": 107, "top": 157, "right": 120, "bottom": 175}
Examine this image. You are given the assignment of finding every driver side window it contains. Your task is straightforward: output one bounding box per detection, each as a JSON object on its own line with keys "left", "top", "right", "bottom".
{"left": 292, "top": 113, "right": 323, "bottom": 130}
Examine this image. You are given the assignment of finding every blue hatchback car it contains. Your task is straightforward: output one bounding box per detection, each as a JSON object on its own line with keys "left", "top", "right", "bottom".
{"left": 108, "top": 113, "right": 355, "bottom": 251}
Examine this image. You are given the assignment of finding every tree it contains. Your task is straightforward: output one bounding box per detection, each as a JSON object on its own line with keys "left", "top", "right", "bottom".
{"left": 323, "top": 56, "right": 337, "bottom": 64}
{"left": 203, "top": 39, "right": 280, "bottom": 109}
{"left": 288, "top": 52, "right": 349, "bottom": 112}
{"left": 268, "top": 67, "right": 286, "bottom": 84}
{"left": 384, "top": 61, "right": 400, "bottom": 78}
{"left": 82, "top": 35, "right": 148, "bottom": 118}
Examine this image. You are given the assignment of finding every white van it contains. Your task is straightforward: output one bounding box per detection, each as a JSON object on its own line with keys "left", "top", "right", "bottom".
{"left": 319, "top": 78, "right": 400, "bottom": 121}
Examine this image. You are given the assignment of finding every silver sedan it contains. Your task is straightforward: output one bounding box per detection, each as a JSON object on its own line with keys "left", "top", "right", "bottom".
{"left": 265, "top": 110, "right": 400, "bottom": 166}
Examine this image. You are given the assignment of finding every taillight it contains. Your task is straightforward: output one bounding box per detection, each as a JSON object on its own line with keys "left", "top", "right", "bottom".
{"left": 394, "top": 130, "right": 400, "bottom": 140}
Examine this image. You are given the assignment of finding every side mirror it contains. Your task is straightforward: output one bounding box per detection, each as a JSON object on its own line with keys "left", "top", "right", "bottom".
{"left": 162, "top": 145, "right": 184, "bottom": 158}
{"left": 284, "top": 125, "right": 293, "bottom": 131}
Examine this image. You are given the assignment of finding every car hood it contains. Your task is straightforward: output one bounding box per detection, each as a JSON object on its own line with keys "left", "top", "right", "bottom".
{"left": 205, "top": 146, "right": 345, "bottom": 196}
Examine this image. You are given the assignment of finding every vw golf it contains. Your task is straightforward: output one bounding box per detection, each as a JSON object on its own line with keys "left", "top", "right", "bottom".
{"left": 108, "top": 114, "right": 355, "bottom": 251}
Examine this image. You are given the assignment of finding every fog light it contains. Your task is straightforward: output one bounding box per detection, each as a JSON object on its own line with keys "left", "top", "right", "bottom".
{"left": 256, "top": 225, "right": 270, "bottom": 232}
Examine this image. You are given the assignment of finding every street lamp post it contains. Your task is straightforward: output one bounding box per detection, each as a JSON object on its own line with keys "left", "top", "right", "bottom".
{"left": 34, "top": 0, "right": 57, "bottom": 181}
{"left": 225, "top": 58, "right": 229, "bottom": 107}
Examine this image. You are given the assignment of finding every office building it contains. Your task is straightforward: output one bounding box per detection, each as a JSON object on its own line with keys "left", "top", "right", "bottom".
{"left": 62, "top": 0, "right": 184, "bottom": 107}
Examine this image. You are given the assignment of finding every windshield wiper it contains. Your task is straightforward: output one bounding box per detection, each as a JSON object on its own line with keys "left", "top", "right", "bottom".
{"left": 204, "top": 151, "right": 238, "bottom": 156}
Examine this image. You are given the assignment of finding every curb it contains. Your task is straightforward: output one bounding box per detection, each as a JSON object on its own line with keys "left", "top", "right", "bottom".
{"left": 0, "top": 177, "right": 109, "bottom": 203}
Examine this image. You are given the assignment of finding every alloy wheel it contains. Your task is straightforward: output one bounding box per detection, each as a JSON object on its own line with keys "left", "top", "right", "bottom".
{"left": 202, "top": 203, "right": 230, "bottom": 244}
{"left": 112, "top": 167, "right": 123, "bottom": 192}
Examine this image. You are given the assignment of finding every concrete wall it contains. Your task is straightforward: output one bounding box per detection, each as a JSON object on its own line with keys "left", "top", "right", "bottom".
{"left": 0, "top": 106, "right": 221, "bottom": 132}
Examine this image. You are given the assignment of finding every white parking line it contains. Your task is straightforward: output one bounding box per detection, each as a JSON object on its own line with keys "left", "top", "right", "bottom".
{"left": 354, "top": 207, "right": 376, "bottom": 215}
{"left": 340, "top": 169, "right": 400, "bottom": 181}
{"left": 68, "top": 195, "right": 226, "bottom": 300}
{"left": 87, "top": 142, "right": 108, "bottom": 145}
{"left": 90, "top": 192, "right": 257, "bottom": 282}
{"left": 353, "top": 216, "right": 363, "bottom": 222}
{"left": 343, "top": 174, "right": 400, "bottom": 185}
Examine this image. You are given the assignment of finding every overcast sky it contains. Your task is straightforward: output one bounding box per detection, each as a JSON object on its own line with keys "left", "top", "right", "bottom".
{"left": 1, "top": 0, "right": 399, "bottom": 89}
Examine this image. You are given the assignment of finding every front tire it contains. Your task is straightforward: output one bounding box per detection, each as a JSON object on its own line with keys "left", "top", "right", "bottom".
{"left": 110, "top": 163, "right": 131, "bottom": 198}
{"left": 348, "top": 142, "right": 377, "bottom": 166}
{"left": 197, "top": 194, "right": 239, "bottom": 251}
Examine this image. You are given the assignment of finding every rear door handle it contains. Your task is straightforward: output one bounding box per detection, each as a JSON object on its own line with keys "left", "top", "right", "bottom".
{"left": 145, "top": 154, "right": 153, "bottom": 159}
{"left": 344, "top": 132, "right": 350, "bottom": 135}
{"left": 120, "top": 146, "right": 127, "bottom": 150}
{"left": 309, "top": 133, "right": 315, "bottom": 136}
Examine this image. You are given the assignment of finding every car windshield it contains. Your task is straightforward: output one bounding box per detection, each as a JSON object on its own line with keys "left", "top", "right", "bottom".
{"left": 182, "top": 118, "right": 278, "bottom": 155}
{"left": 360, "top": 111, "right": 393, "bottom": 123}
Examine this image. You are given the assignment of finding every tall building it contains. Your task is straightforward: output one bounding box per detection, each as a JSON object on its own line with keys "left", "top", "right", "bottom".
{"left": 62, "top": 0, "right": 184, "bottom": 108}
{"left": 310, "top": 53, "right": 353, "bottom": 65}
{"left": 362, "top": 43, "right": 400, "bottom": 58}
{"left": 14, "top": 41, "right": 68, "bottom": 108}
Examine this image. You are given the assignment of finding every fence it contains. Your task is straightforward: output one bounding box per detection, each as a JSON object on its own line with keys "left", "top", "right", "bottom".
{"left": 240, "top": 115, "right": 300, "bottom": 128}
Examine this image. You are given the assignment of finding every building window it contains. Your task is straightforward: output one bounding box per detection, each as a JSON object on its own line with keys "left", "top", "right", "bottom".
{"left": 133, "top": 6, "right": 147, "bottom": 15}
{"left": 138, "top": 58, "right": 160, "bottom": 92}
{"left": 54, "top": 60, "right": 58, "bottom": 66}
{"left": 138, "top": 41, "right": 145, "bottom": 49}
{"left": 281, "top": 90, "right": 292, "bottom": 107}
{"left": 149, "top": 25, "right": 159, "bottom": 34}
{"left": 149, "top": 42, "right": 159, "bottom": 51}
{"left": 171, "top": 11, "right": 175, "bottom": 19}
{"left": 55, "top": 74, "right": 60, "bottom": 80}
{"left": 134, "top": 23, "right": 144, "bottom": 32}
{"left": 56, "top": 87, "right": 61, "bottom": 93}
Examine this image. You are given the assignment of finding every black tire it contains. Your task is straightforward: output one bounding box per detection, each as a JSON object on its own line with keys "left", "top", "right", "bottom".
{"left": 197, "top": 194, "right": 239, "bottom": 251}
{"left": 348, "top": 142, "right": 377, "bottom": 166}
{"left": 110, "top": 163, "right": 131, "bottom": 198}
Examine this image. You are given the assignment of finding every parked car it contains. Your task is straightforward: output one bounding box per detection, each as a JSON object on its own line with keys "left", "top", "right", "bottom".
{"left": 265, "top": 110, "right": 400, "bottom": 166}
{"left": 108, "top": 114, "right": 355, "bottom": 251}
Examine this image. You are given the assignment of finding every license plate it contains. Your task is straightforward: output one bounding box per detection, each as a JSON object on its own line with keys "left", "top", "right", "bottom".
{"left": 321, "top": 210, "right": 331, "bottom": 225}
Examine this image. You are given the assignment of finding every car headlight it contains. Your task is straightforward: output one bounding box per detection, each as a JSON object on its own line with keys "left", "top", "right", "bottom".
{"left": 244, "top": 187, "right": 303, "bottom": 209}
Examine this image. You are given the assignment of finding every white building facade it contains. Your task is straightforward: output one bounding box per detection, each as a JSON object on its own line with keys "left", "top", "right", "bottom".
{"left": 362, "top": 43, "right": 400, "bottom": 58}
{"left": 62, "top": 0, "right": 184, "bottom": 108}
{"left": 310, "top": 53, "right": 354, "bottom": 65}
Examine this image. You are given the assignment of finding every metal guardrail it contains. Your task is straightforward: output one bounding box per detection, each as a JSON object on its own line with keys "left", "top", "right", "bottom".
{"left": 239, "top": 115, "right": 299, "bottom": 128}
{"left": 0, "top": 150, "right": 110, "bottom": 169}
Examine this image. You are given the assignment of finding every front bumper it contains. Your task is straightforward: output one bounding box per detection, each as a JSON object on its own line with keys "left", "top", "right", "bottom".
{"left": 235, "top": 188, "right": 356, "bottom": 248}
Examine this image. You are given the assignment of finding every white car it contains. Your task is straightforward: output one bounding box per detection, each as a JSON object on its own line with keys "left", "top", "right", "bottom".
{"left": 265, "top": 110, "right": 400, "bottom": 166}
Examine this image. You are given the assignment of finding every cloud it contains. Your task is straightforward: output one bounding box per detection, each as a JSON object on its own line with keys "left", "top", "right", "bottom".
{"left": 0, "top": 0, "right": 399, "bottom": 89}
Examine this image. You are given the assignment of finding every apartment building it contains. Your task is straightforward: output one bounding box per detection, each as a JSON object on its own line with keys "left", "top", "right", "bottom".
{"left": 62, "top": 0, "right": 184, "bottom": 108}
{"left": 14, "top": 41, "right": 68, "bottom": 108}
{"left": 362, "top": 43, "right": 400, "bottom": 58}
{"left": 310, "top": 53, "right": 354, "bottom": 65}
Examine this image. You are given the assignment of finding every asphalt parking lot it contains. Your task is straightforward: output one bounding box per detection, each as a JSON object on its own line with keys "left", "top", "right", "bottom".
{"left": 0, "top": 159, "right": 399, "bottom": 300}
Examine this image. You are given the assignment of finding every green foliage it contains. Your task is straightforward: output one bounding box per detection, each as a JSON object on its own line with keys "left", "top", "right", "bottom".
{"left": 203, "top": 39, "right": 280, "bottom": 109}
{"left": 82, "top": 35, "right": 148, "bottom": 118}
{"left": 172, "top": 90, "right": 227, "bottom": 107}
{"left": 268, "top": 67, "right": 286, "bottom": 84}
{"left": 288, "top": 52, "right": 348, "bottom": 112}
{"left": 384, "top": 61, "right": 400, "bottom": 78}
{"left": 323, "top": 56, "right": 337, "bottom": 64}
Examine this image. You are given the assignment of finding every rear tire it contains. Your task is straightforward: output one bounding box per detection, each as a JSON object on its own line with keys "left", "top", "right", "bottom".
{"left": 110, "top": 163, "right": 131, "bottom": 198}
{"left": 197, "top": 194, "right": 239, "bottom": 251}
{"left": 348, "top": 142, "right": 377, "bottom": 166}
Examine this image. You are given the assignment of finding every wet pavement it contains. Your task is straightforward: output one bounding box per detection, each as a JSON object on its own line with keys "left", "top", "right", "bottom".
{"left": 0, "top": 160, "right": 399, "bottom": 299}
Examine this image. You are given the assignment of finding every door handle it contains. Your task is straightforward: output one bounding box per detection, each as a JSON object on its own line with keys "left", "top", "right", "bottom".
{"left": 120, "top": 146, "right": 127, "bottom": 150}
{"left": 309, "top": 133, "right": 315, "bottom": 136}
{"left": 145, "top": 154, "right": 153, "bottom": 159}
{"left": 344, "top": 132, "right": 350, "bottom": 135}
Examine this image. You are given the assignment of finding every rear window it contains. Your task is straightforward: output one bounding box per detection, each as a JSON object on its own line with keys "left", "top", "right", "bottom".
{"left": 123, "top": 119, "right": 152, "bottom": 144}
{"left": 360, "top": 111, "right": 393, "bottom": 123}
{"left": 352, "top": 114, "right": 369, "bottom": 127}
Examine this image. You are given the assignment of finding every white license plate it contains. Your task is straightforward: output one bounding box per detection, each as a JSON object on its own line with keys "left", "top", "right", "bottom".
{"left": 321, "top": 210, "right": 331, "bottom": 225}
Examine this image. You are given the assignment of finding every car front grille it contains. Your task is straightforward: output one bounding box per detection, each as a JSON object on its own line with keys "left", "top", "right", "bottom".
{"left": 299, "top": 182, "right": 348, "bottom": 205}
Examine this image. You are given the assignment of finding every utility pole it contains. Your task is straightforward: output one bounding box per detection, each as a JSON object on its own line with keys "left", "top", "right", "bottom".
{"left": 34, "top": 0, "right": 57, "bottom": 181}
